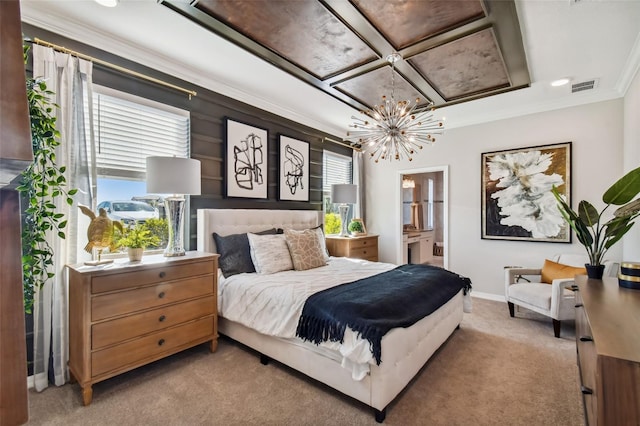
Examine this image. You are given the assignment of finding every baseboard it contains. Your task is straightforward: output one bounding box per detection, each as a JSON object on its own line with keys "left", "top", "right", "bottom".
{"left": 471, "top": 291, "right": 506, "bottom": 303}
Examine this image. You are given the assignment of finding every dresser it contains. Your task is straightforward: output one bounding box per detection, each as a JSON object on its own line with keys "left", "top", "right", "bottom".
{"left": 325, "top": 234, "right": 378, "bottom": 261}
{"left": 574, "top": 275, "right": 640, "bottom": 425}
{"left": 68, "top": 251, "right": 219, "bottom": 405}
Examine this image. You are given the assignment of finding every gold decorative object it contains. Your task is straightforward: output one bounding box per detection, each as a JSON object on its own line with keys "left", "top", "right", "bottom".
{"left": 79, "top": 205, "right": 123, "bottom": 264}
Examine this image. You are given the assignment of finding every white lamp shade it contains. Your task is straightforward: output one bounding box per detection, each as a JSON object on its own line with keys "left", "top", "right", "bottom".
{"left": 331, "top": 184, "right": 357, "bottom": 204}
{"left": 146, "top": 156, "right": 201, "bottom": 195}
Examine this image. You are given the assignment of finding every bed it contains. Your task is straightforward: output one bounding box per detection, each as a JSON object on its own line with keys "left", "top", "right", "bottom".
{"left": 197, "top": 208, "right": 467, "bottom": 422}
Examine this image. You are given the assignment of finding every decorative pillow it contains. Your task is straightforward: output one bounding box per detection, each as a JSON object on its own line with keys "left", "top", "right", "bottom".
{"left": 284, "top": 228, "right": 327, "bottom": 271}
{"left": 247, "top": 233, "right": 293, "bottom": 274}
{"left": 213, "top": 228, "right": 277, "bottom": 277}
{"left": 311, "top": 225, "right": 330, "bottom": 261}
{"left": 540, "top": 259, "right": 587, "bottom": 284}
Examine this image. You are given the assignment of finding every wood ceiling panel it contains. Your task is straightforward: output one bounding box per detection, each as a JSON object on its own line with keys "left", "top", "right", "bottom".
{"left": 334, "top": 66, "right": 428, "bottom": 110}
{"left": 351, "top": 0, "right": 486, "bottom": 50}
{"left": 408, "top": 28, "right": 510, "bottom": 101}
{"left": 196, "top": 0, "right": 377, "bottom": 79}
{"left": 162, "top": 0, "right": 529, "bottom": 111}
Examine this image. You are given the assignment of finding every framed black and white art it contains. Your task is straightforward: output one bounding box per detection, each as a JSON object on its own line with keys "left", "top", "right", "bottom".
{"left": 278, "top": 135, "right": 309, "bottom": 202}
{"left": 225, "top": 118, "right": 268, "bottom": 199}
{"left": 481, "top": 141, "right": 572, "bottom": 242}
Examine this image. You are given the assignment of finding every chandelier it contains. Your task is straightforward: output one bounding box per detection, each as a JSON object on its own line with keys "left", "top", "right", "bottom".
{"left": 347, "top": 53, "right": 445, "bottom": 162}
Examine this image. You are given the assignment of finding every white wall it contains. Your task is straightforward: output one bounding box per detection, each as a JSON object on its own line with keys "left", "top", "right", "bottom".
{"left": 623, "top": 67, "right": 640, "bottom": 261}
{"left": 364, "top": 99, "right": 624, "bottom": 297}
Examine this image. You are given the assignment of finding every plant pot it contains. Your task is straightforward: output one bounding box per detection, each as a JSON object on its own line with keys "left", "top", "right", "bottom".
{"left": 128, "top": 247, "right": 144, "bottom": 262}
{"left": 585, "top": 264, "right": 605, "bottom": 280}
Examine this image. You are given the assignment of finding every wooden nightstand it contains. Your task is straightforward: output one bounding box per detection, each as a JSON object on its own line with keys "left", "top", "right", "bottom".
{"left": 325, "top": 235, "right": 378, "bottom": 262}
{"left": 67, "top": 251, "right": 219, "bottom": 405}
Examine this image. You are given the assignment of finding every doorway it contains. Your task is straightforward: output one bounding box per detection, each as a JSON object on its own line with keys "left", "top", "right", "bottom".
{"left": 397, "top": 166, "right": 448, "bottom": 269}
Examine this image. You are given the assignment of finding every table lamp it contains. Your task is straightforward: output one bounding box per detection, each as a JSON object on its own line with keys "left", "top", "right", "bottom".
{"left": 331, "top": 184, "right": 357, "bottom": 237}
{"left": 146, "top": 156, "right": 201, "bottom": 256}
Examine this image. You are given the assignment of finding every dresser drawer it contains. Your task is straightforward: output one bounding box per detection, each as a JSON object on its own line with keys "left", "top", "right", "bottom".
{"left": 350, "top": 246, "right": 378, "bottom": 261}
{"left": 91, "top": 261, "right": 214, "bottom": 294}
{"left": 92, "top": 275, "right": 214, "bottom": 321}
{"left": 348, "top": 237, "right": 376, "bottom": 250}
{"left": 92, "top": 295, "right": 215, "bottom": 350}
{"left": 92, "top": 317, "right": 214, "bottom": 377}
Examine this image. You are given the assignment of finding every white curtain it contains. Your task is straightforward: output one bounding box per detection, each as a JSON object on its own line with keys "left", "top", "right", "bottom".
{"left": 31, "top": 45, "right": 95, "bottom": 391}
{"left": 352, "top": 150, "right": 365, "bottom": 223}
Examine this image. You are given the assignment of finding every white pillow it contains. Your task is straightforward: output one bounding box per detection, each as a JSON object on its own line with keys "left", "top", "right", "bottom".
{"left": 247, "top": 233, "right": 293, "bottom": 274}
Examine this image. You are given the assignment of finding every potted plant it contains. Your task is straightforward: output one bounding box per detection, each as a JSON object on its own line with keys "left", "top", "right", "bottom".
{"left": 551, "top": 166, "right": 640, "bottom": 279}
{"left": 116, "top": 224, "right": 160, "bottom": 262}
{"left": 348, "top": 218, "right": 367, "bottom": 236}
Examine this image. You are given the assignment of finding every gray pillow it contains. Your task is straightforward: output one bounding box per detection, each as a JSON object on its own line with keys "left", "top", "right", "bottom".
{"left": 213, "top": 228, "right": 277, "bottom": 277}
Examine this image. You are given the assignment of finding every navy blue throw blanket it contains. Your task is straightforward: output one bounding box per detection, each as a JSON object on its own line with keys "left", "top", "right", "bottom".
{"left": 296, "top": 264, "right": 472, "bottom": 365}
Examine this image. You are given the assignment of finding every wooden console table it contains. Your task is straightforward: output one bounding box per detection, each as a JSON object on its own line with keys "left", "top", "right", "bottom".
{"left": 574, "top": 275, "right": 640, "bottom": 425}
{"left": 68, "top": 251, "right": 219, "bottom": 405}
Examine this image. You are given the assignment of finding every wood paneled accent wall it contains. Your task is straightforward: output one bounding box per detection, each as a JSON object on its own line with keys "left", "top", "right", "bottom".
{"left": 22, "top": 24, "right": 351, "bottom": 251}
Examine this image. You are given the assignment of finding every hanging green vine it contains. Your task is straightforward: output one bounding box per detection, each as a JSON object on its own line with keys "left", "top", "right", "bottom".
{"left": 17, "top": 45, "right": 77, "bottom": 314}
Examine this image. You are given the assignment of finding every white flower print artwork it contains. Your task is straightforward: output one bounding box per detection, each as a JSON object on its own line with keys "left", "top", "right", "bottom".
{"left": 482, "top": 143, "right": 571, "bottom": 242}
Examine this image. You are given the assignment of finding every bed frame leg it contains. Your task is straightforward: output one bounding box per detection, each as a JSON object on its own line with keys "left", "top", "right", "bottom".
{"left": 374, "top": 407, "right": 386, "bottom": 423}
{"left": 260, "top": 354, "right": 270, "bottom": 365}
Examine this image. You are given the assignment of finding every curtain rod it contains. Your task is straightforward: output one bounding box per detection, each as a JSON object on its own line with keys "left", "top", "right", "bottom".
{"left": 31, "top": 38, "right": 197, "bottom": 99}
{"left": 324, "top": 137, "right": 362, "bottom": 152}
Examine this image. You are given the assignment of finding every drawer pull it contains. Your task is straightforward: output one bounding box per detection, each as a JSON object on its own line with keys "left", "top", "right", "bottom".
{"left": 581, "top": 386, "right": 593, "bottom": 395}
{"left": 159, "top": 271, "right": 166, "bottom": 278}
{"left": 159, "top": 315, "right": 166, "bottom": 322}
{"left": 575, "top": 303, "right": 583, "bottom": 308}
{"left": 158, "top": 292, "right": 166, "bottom": 299}
{"left": 570, "top": 285, "right": 579, "bottom": 291}
{"left": 579, "top": 336, "right": 593, "bottom": 342}
{"left": 158, "top": 338, "right": 165, "bottom": 346}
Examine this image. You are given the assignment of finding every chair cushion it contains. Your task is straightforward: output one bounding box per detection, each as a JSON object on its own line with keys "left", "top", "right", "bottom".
{"left": 508, "top": 283, "right": 552, "bottom": 311}
{"left": 541, "top": 259, "right": 586, "bottom": 284}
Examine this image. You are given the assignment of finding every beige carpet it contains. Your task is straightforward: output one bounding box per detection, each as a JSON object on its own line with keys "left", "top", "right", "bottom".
{"left": 26, "top": 298, "right": 583, "bottom": 425}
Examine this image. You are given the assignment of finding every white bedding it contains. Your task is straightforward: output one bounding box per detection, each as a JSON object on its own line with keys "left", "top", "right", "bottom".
{"left": 218, "top": 257, "right": 395, "bottom": 379}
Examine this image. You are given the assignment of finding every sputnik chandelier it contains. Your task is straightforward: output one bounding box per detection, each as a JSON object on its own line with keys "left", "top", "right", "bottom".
{"left": 347, "top": 53, "right": 445, "bottom": 162}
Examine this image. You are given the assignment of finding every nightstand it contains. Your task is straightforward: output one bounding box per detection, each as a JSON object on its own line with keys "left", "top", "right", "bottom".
{"left": 67, "top": 251, "right": 219, "bottom": 405}
{"left": 325, "top": 235, "right": 378, "bottom": 262}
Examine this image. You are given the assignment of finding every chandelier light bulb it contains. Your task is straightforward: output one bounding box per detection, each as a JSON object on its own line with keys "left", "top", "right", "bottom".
{"left": 347, "top": 53, "right": 445, "bottom": 162}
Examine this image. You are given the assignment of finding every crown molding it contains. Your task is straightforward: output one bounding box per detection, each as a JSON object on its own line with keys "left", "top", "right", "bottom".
{"left": 616, "top": 31, "right": 640, "bottom": 96}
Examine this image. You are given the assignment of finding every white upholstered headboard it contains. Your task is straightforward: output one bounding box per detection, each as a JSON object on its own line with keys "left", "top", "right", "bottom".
{"left": 197, "top": 209, "right": 323, "bottom": 254}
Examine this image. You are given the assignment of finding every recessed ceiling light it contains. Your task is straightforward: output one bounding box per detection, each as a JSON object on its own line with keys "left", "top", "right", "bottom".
{"left": 551, "top": 78, "right": 570, "bottom": 87}
{"left": 95, "top": 0, "right": 118, "bottom": 7}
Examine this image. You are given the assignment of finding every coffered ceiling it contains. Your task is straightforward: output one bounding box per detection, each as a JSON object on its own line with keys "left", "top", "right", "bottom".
{"left": 162, "top": 0, "right": 530, "bottom": 111}
{"left": 19, "top": 0, "right": 640, "bottom": 136}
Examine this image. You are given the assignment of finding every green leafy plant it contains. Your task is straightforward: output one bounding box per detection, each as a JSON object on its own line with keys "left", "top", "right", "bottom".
{"left": 348, "top": 219, "right": 364, "bottom": 233}
{"left": 144, "top": 217, "right": 169, "bottom": 249}
{"left": 116, "top": 223, "right": 160, "bottom": 249}
{"left": 17, "top": 45, "right": 77, "bottom": 314}
{"left": 551, "top": 166, "right": 640, "bottom": 266}
{"left": 324, "top": 213, "right": 341, "bottom": 235}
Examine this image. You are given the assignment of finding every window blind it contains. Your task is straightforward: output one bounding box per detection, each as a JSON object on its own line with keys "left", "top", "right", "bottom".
{"left": 323, "top": 151, "right": 352, "bottom": 191}
{"left": 91, "top": 92, "right": 190, "bottom": 180}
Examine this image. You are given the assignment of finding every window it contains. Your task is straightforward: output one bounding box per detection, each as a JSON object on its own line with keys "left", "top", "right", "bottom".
{"left": 323, "top": 151, "right": 353, "bottom": 234}
{"left": 84, "top": 87, "right": 190, "bottom": 254}
{"left": 86, "top": 86, "right": 190, "bottom": 208}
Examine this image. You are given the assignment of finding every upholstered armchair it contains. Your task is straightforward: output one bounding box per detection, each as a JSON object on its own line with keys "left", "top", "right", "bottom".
{"left": 504, "top": 254, "right": 618, "bottom": 338}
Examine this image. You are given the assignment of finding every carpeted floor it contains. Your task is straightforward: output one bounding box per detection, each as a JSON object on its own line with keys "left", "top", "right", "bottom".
{"left": 26, "top": 298, "right": 583, "bottom": 425}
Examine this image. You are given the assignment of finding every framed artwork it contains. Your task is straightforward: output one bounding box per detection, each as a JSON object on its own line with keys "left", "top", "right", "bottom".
{"left": 481, "top": 142, "right": 572, "bottom": 242}
{"left": 225, "top": 118, "right": 268, "bottom": 199}
{"left": 278, "top": 135, "right": 309, "bottom": 201}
